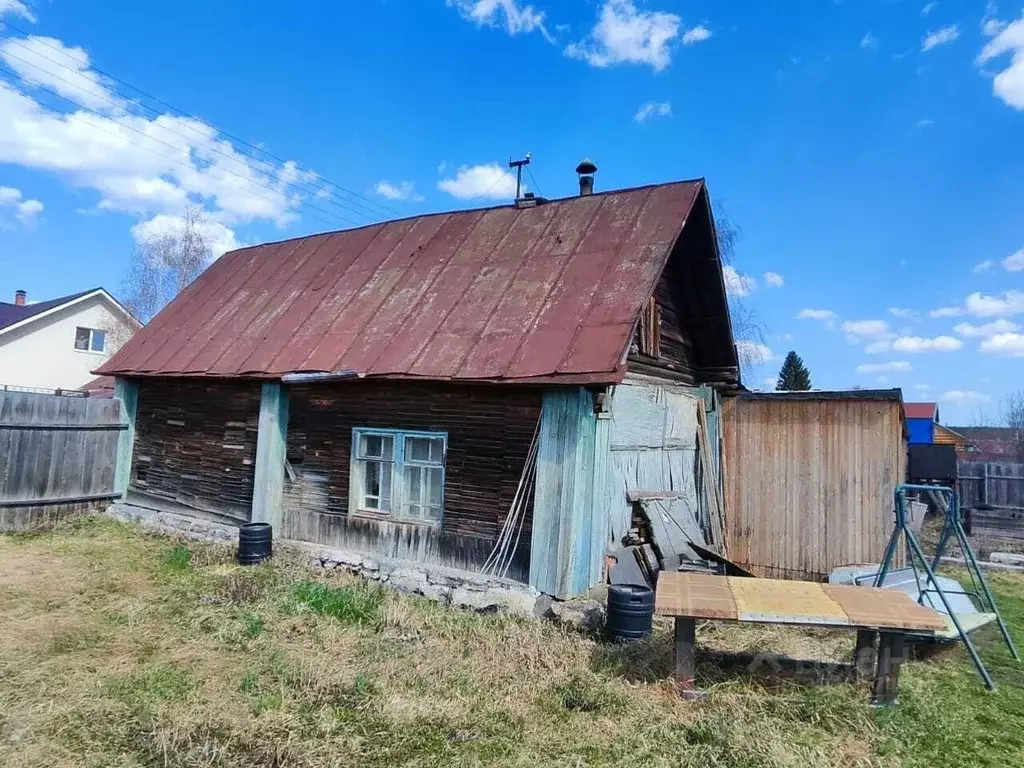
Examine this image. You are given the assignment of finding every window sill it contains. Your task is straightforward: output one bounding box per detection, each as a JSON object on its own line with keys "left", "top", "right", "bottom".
{"left": 349, "top": 508, "right": 442, "bottom": 528}
{"left": 73, "top": 348, "right": 107, "bottom": 356}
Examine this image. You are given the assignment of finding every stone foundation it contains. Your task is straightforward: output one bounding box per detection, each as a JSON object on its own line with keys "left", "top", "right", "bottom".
{"left": 106, "top": 502, "right": 544, "bottom": 617}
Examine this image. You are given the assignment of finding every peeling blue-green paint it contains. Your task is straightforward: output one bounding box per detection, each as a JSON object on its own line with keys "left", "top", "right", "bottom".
{"left": 252, "top": 382, "right": 289, "bottom": 530}
{"left": 113, "top": 377, "right": 138, "bottom": 499}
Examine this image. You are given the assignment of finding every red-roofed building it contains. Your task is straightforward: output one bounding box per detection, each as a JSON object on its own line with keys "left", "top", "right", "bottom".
{"left": 904, "top": 402, "right": 939, "bottom": 444}
{"left": 101, "top": 176, "right": 740, "bottom": 598}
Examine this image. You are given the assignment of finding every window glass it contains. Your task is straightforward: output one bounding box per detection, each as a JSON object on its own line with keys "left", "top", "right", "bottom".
{"left": 90, "top": 329, "right": 106, "bottom": 352}
{"left": 353, "top": 429, "right": 445, "bottom": 524}
{"left": 359, "top": 433, "right": 393, "bottom": 460}
{"left": 74, "top": 327, "right": 90, "bottom": 350}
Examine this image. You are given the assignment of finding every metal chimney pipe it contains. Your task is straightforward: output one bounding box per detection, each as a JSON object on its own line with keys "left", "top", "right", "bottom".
{"left": 575, "top": 158, "right": 598, "bottom": 197}
{"left": 14, "top": 290, "right": 26, "bottom": 306}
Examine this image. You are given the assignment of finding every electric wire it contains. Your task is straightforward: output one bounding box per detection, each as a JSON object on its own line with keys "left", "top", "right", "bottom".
{"left": 0, "top": 20, "right": 402, "bottom": 220}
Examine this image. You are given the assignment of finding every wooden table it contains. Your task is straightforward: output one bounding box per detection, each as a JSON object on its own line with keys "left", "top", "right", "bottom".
{"left": 655, "top": 572, "right": 947, "bottom": 705}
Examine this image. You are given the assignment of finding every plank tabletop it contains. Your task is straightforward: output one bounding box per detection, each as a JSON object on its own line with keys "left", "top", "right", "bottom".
{"left": 655, "top": 572, "right": 946, "bottom": 633}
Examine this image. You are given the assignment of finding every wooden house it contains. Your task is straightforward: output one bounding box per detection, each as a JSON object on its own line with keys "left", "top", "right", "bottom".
{"left": 98, "top": 178, "right": 740, "bottom": 599}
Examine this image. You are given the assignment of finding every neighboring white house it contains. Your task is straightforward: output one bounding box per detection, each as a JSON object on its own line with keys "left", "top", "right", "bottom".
{"left": 0, "top": 288, "right": 140, "bottom": 391}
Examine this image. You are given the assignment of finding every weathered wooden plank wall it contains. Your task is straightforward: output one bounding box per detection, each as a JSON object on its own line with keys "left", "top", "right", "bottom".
{"left": 283, "top": 381, "right": 541, "bottom": 579}
{"left": 0, "top": 390, "right": 122, "bottom": 531}
{"left": 130, "top": 379, "right": 260, "bottom": 522}
{"left": 722, "top": 395, "right": 906, "bottom": 581}
{"left": 958, "top": 461, "right": 1024, "bottom": 539}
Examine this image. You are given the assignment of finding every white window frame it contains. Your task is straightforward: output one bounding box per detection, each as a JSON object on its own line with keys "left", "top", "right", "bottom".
{"left": 73, "top": 326, "right": 106, "bottom": 354}
{"left": 349, "top": 428, "right": 447, "bottom": 525}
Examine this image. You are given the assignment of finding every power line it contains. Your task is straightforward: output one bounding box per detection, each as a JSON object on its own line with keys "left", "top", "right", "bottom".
{"left": 0, "top": 45, "right": 384, "bottom": 226}
{"left": 0, "top": 62, "right": 361, "bottom": 231}
{"left": 1, "top": 19, "right": 402, "bottom": 220}
{"left": 0, "top": 28, "right": 400, "bottom": 222}
{"left": 526, "top": 166, "right": 545, "bottom": 199}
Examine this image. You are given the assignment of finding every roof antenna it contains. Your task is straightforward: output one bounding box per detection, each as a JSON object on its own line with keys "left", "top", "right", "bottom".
{"left": 508, "top": 153, "right": 531, "bottom": 202}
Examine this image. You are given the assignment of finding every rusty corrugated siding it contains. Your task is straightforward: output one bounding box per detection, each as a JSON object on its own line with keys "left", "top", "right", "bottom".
{"left": 97, "top": 182, "right": 704, "bottom": 384}
{"left": 722, "top": 395, "right": 906, "bottom": 581}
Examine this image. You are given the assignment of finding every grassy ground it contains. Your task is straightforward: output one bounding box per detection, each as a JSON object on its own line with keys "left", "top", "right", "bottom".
{"left": 2, "top": 518, "right": 1024, "bottom": 767}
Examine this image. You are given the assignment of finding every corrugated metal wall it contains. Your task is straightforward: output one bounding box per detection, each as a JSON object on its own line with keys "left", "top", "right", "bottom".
{"left": 722, "top": 396, "right": 905, "bottom": 581}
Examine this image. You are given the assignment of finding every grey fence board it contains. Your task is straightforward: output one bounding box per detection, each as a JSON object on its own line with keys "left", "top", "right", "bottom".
{"left": 958, "top": 460, "right": 1024, "bottom": 539}
{"left": 0, "top": 390, "right": 122, "bottom": 530}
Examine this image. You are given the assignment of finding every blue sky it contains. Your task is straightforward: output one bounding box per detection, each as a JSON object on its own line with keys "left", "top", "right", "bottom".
{"left": 0, "top": 0, "right": 1021, "bottom": 422}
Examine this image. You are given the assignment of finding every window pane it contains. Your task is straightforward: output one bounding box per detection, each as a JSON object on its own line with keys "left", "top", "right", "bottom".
{"left": 404, "top": 464, "right": 421, "bottom": 505}
{"left": 90, "top": 329, "right": 106, "bottom": 352}
{"left": 360, "top": 434, "right": 393, "bottom": 460}
{"left": 428, "top": 467, "right": 443, "bottom": 506}
{"left": 424, "top": 504, "right": 442, "bottom": 522}
{"left": 364, "top": 460, "right": 381, "bottom": 498}
{"left": 74, "top": 327, "right": 90, "bottom": 350}
{"left": 379, "top": 464, "right": 392, "bottom": 511}
{"left": 407, "top": 436, "right": 443, "bottom": 464}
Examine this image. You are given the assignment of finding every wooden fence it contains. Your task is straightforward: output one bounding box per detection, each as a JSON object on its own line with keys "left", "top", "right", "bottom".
{"left": 0, "top": 390, "right": 123, "bottom": 531}
{"left": 958, "top": 461, "right": 1024, "bottom": 541}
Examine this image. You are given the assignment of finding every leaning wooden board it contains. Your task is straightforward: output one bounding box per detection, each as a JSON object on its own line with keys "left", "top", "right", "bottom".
{"left": 656, "top": 572, "right": 946, "bottom": 632}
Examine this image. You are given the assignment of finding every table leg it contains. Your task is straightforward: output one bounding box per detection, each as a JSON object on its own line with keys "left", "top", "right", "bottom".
{"left": 854, "top": 630, "right": 876, "bottom": 681}
{"left": 872, "top": 632, "right": 905, "bottom": 706}
{"left": 674, "top": 617, "right": 701, "bottom": 699}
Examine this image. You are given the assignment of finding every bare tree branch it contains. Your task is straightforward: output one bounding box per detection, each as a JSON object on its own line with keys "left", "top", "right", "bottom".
{"left": 120, "top": 206, "right": 213, "bottom": 324}
{"left": 1004, "top": 391, "right": 1024, "bottom": 460}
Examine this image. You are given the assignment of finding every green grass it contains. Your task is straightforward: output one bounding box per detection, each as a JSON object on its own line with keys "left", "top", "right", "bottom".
{"left": 3, "top": 515, "right": 1024, "bottom": 767}
{"left": 292, "top": 579, "right": 385, "bottom": 626}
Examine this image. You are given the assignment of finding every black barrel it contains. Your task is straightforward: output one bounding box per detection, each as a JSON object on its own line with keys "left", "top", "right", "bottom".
{"left": 605, "top": 584, "right": 654, "bottom": 642}
{"left": 237, "top": 522, "right": 273, "bottom": 565}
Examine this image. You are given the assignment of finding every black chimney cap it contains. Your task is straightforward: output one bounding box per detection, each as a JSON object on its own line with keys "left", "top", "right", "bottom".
{"left": 575, "top": 159, "right": 598, "bottom": 175}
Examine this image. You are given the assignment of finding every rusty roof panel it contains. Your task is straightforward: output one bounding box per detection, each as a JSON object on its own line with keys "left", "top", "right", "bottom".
{"left": 98, "top": 180, "right": 706, "bottom": 384}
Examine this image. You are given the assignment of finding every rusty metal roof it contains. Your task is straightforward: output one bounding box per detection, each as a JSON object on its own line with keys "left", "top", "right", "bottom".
{"left": 98, "top": 180, "right": 704, "bottom": 384}
{"left": 904, "top": 402, "right": 938, "bottom": 420}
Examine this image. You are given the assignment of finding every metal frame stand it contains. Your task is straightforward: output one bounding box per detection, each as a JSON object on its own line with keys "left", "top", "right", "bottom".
{"left": 874, "top": 483, "right": 1019, "bottom": 691}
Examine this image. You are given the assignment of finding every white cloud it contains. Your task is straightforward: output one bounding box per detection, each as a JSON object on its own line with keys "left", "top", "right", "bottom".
{"left": 980, "top": 332, "right": 1024, "bottom": 357}
{"left": 723, "top": 265, "right": 756, "bottom": 297}
{"left": 437, "top": 163, "right": 520, "bottom": 200}
{"left": 921, "top": 2, "right": 937, "bottom": 16}
{"left": 891, "top": 335, "right": 963, "bottom": 353}
{"left": 856, "top": 361, "right": 911, "bottom": 375}
{"left": 0, "top": 61, "right": 313, "bottom": 228}
{"left": 930, "top": 305, "right": 965, "bottom": 318}
{"left": 916, "top": 118, "right": 935, "bottom": 128}
{"left": 634, "top": 101, "right": 672, "bottom": 123}
{"left": 953, "top": 318, "right": 1019, "bottom": 338}
{"left": 888, "top": 307, "right": 918, "bottom": 320}
{"left": 940, "top": 390, "right": 992, "bottom": 405}
{"left": 682, "top": 25, "right": 712, "bottom": 45}
{"left": 861, "top": 33, "right": 879, "bottom": 50}
{"left": 565, "top": 0, "right": 681, "bottom": 72}
{"left": 922, "top": 25, "right": 960, "bottom": 52}
{"left": 0, "top": 1, "right": 35, "bottom": 22}
{"left": 797, "top": 308, "right": 837, "bottom": 324}
{"left": 965, "top": 290, "right": 1024, "bottom": 317}
{"left": 0, "top": 36, "right": 124, "bottom": 112}
{"left": 842, "top": 319, "right": 895, "bottom": 344}
{"left": 447, "top": 0, "right": 550, "bottom": 39}
{"left": 977, "top": 12, "right": 1024, "bottom": 110}
{"left": 374, "top": 180, "right": 423, "bottom": 202}
{"left": 865, "top": 340, "right": 893, "bottom": 354}
{"left": 761, "top": 376, "right": 777, "bottom": 390}
{"left": 736, "top": 340, "right": 775, "bottom": 365}
{"left": 0, "top": 185, "right": 43, "bottom": 226}
{"left": 131, "top": 213, "right": 242, "bottom": 259}
{"left": 763, "top": 271, "right": 784, "bottom": 288}
{"left": 1003, "top": 248, "right": 1024, "bottom": 271}
{"left": 974, "top": 259, "right": 996, "bottom": 273}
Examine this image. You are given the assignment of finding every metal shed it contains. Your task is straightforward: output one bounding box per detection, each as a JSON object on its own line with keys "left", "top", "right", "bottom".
{"left": 722, "top": 390, "right": 906, "bottom": 581}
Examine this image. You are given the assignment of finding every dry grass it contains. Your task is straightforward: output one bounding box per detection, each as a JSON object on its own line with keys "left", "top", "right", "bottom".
{"left": 1, "top": 517, "right": 1023, "bottom": 767}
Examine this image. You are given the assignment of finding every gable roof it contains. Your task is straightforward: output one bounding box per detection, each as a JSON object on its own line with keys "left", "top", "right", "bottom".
{"left": 904, "top": 402, "right": 938, "bottom": 420}
{"left": 0, "top": 288, "right": 139, "bottom": 338}
{"left": 100, "top": 180, "right": 729, "bottom": 385}
{"left": 0, "top": 288, "right": 96, "bottom": 332}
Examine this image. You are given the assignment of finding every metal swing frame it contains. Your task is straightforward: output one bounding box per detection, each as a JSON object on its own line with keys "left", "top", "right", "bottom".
{"left": 874, "top": 483, "right": 1019, "bottom": 691}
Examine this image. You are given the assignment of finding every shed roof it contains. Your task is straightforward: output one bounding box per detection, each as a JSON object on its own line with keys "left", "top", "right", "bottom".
{"left": 737, "top": 389, "right": 904, "bottom": 403}
{"left": 99, "top": 180, "right": 713, "bottom": 385}
{"left": 904, "top": 402, "right": 938, "bottom": 420}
